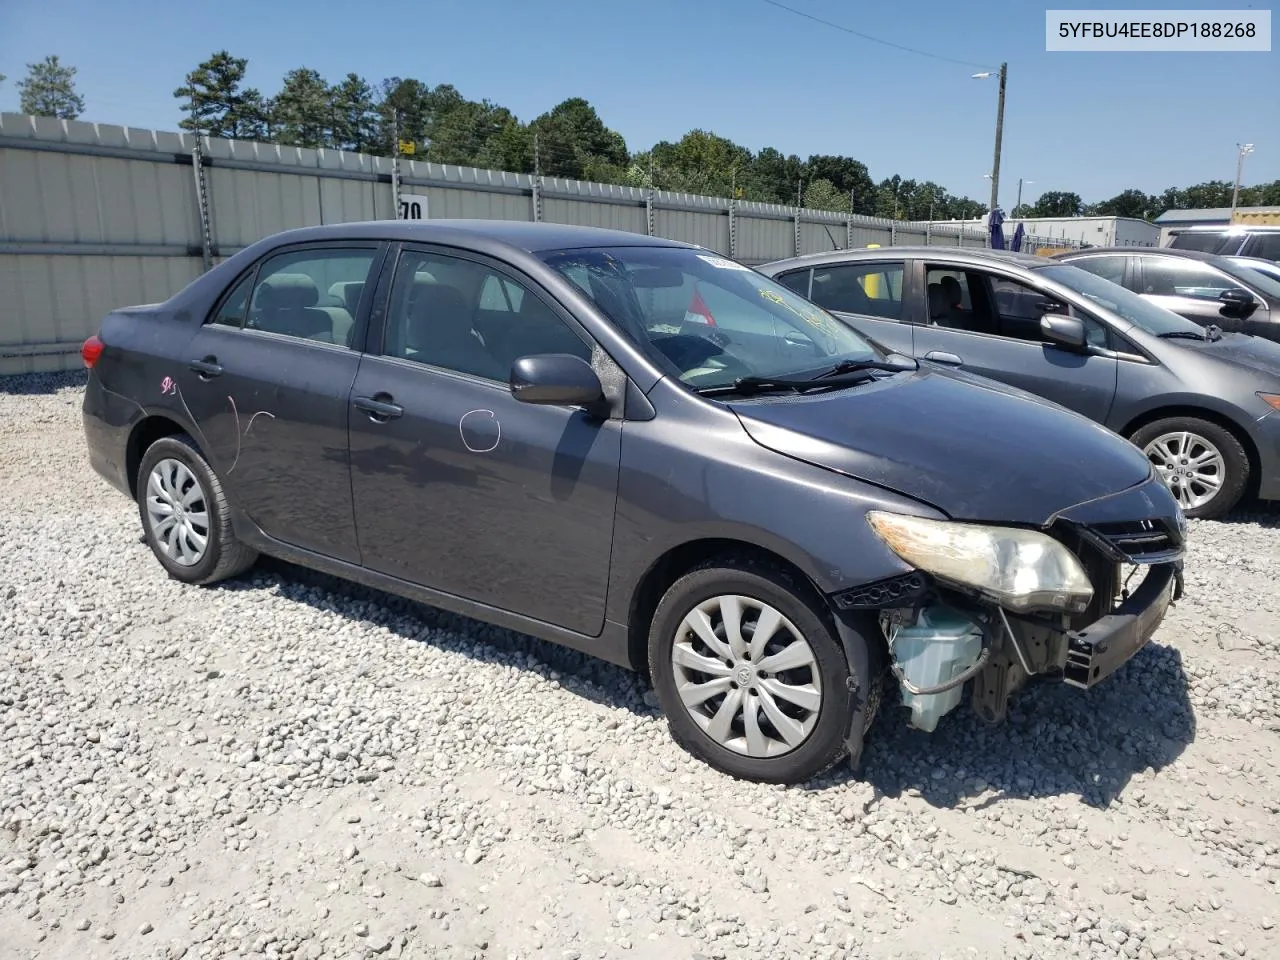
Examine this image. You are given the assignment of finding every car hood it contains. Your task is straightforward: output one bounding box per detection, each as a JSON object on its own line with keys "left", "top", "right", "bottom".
{"left": 728, "top": 367, "right": 1156, "bottom": 526}
{"left": 1183, "top": 330, "right": 1280, "bottom": 381}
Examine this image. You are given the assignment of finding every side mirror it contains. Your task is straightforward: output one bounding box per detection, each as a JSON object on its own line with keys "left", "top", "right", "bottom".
{"left": 510, "top": 354, "right": 606, "bottom": 411}
{"left": 1218, "top": 288, "right": 1257, "bottom": 319}
{"left": 1040, "top": 313, "right": 1088, "bottom": 350}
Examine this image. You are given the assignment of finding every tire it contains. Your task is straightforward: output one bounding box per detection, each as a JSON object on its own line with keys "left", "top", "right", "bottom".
{"left": 136, "top": 432, "right": 258, "bottom": 585}
{"left": 646, "top": 556, "right": 864, "bottom": 784}
{"left": 1129, "top": 416, "right": 1249, "bottom": 521}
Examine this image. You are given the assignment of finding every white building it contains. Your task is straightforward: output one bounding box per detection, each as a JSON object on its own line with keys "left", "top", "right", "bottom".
{"left": 918, "top": 215, "right": 1160, "bottom": 248}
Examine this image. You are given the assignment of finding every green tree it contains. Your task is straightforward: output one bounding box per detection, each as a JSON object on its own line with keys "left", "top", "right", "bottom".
{"left": 529, "top": 97, "right": 628, "bottom": 179}
{"left": 174, "top": 51, "right": 270, "bottom": 139}
{"left": 648, "top": 130, "right": 753, "bottom": 197}
{"left": 18, "top": 55, "right": 85, "bottom": 119}
{"left": 805, "top": 155, "right": 875, "bottom": 213}
{"left": 1088, "top": 188, "right": 1156, "bottom": 220}
{"left": 427, "top": 99, "right": 523, "bottom": 167}
{"left": 273, "top": 67, "right": 332, "bottom": 148}
{"left": 803, "top": 177, "right": 849, "bottom": 213}
{"left": 747, "top": 147, "right": 806, "bottom": 205}
{"left": 1178, "top": 180, "right": 1234, "bottom": 209}
{"left": 1031, "top": 191, "right": 1084, "bottom": 217}
{"left": 329, "top": 73, "right": 377, "bottom": 152}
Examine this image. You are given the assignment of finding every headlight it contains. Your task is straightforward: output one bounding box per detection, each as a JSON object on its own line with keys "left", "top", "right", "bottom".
{"left": 867, "top": 511, "right": 1094, "bottom": 613}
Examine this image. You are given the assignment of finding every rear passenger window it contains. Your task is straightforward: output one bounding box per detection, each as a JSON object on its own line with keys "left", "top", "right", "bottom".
{"left": 810, "top": 262, "right": 904, "bottom": 320}
{"left": 382, "top": 251, "right": 591, "bottom": 381}
{"left": 238, "top": 248, "right": 378, "bottom": 347}
{"left": 1245, "top": 234, "right": 1280, "bottom": 262}
{"left": 775, "top": 270, "right": 811, "bottom": 297}
{"left": 1069, "top": 255, "right": 1128, "bottom": 287}
{"left": 212, "top": 273, "right": 254, "bottom": 328}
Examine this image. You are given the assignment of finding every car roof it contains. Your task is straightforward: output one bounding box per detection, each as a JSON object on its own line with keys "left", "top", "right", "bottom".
{"left": 760, "top": 245, "right": 1053, "bottom": 271}
{"left": 1168, "top": 223, "right": 1280, "bottom": 233}
{"left": 254, "top": 219, "right": 697, "bottom": 254}
{"left": 1055, "top": 246, "right": 1222, "bottom": 263}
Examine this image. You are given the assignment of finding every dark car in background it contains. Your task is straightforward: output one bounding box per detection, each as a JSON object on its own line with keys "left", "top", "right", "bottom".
{"left": 1054, "top": 246, "right": 1280, "bottom": 340}
{"left": 1165, "top": 224, "right": 1280, "bottom": 262}
{"left": 758, "top": 246, "right": 1280, "bottom": 519}
{"left": 82, "top": 220, "right": 1187, "bottom": 785}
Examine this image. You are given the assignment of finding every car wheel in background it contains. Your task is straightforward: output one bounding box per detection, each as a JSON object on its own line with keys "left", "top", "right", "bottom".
{"left": 1129, "top": 417, "right": 1249, "bottom": 520}
{"left": 647, "top": 556, "right": 863, "bottom": 784}
{"left": 136, "top": 433, "right": 258, "bottom": 584}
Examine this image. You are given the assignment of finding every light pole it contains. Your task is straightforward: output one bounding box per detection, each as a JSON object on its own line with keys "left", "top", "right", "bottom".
{"left": 1016, "top": 178, "right": 1033, "bottom": 213}
{"left": 972, "top": 63, "right": 1007, "bottom": 214}
{"left": 1231, "top": 143, "right": 1254, "bottom": 219}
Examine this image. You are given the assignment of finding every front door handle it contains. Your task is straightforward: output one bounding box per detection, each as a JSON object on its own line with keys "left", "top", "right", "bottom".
{"left": 189, "top": 356, "right": 222, "bottom": 378}
{"left": 354, "top": 393, "right": 404, "bottom": 422}
{"left": 924, "top": 350, "right": 963, "bottom": 366}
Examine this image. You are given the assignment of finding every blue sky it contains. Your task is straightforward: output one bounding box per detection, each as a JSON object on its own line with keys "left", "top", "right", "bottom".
{"left": 2, "top": 0, "right": 1276, "bottom": 207}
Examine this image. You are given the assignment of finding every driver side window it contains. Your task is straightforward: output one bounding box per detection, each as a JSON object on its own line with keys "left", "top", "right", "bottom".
{"left": 924, "top": 265, "right": 1109, "bottom": 348}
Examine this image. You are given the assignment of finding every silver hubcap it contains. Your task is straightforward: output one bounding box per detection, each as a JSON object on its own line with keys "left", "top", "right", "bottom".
{"left": 145, "top": 458, "right": 210, "bottom": 567}
{"left": 1143, "top": 431, "right": 1225, "bottom": 511}
{"left": 670, "top": 595, "right": 821, "bottom": 758}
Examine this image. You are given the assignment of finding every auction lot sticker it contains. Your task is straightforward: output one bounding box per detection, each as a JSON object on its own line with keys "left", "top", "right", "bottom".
{"left": 1046, "top": 9, "right": 1271, "bottom": 51}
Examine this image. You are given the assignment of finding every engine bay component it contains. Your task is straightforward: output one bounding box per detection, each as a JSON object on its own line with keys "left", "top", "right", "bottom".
{"left": 886, "top": 605, "right": 987, "bottom": 732}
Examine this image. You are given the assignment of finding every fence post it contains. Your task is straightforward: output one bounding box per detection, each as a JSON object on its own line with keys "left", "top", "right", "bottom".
{"left": 728, "top": 199, "right": 737, "bottom": 259}
{"left": 190, "top": 136, "right": 214, "bottom": 271}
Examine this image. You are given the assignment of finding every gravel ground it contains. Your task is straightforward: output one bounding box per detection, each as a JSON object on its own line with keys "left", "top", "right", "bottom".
{"left": 3, "top": 370, "right": 1279, "bottom": 960}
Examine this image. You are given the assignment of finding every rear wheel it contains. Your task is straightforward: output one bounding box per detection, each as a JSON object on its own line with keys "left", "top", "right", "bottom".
{"left": 1129, "top": 416, "right": 1248, "bottom": 520}
{"left": 136, "top": 433, "right": 258, "bottom": 584}
{"left": 647, "top": 557, "right": 865, "bottom": 784}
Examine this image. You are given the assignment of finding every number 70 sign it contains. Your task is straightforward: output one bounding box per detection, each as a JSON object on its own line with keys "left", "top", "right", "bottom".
{"left": 398, "top": 194, "right": 429, "bottom": 220}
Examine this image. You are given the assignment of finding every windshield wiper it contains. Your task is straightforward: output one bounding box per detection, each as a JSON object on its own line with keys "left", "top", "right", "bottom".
{"left": 810, "top": 356, "right": 918, "bottom": 379}
{"left": 695, "top": 357, "right": 916, "bottom": 398}
{"left": 1157, "top": 327, "right": 1221, "bottom": 342}
{"left": 698, "top": 369, "right": 884, "bottom": 397}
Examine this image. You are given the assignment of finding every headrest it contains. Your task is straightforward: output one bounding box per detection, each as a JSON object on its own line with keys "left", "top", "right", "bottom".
{"left": 258, "top": 273, "right": 318, "bottom": 309}
{"left": 927, "top": 282, "right": 951, "bottom": 319}
{"left": 329, "top": 280, "right": 365, "bottom": 315}
{"left": 939, "top": 275, "right": 962, "bottom": 304}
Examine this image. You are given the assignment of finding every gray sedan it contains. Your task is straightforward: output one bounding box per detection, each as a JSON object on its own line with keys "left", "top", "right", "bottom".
{"left": 758, "top": 246, "right": 1280, "bottom": 520}
{"left": 1053, "top": 246, "right": 1280, "bottom": 340}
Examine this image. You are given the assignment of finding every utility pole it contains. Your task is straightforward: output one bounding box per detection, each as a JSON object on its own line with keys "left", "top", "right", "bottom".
{"left": 973, "top": 63, "right": 1007, "bottom": 213}
{"left": 390, "top": 109, "right": 402, "bottom": 220}
{"left": 1231, "top": 143, "right": 1254, "bottom": 219}
{"left": 1015, "top": 177, "right": 1033, "bottom": 213}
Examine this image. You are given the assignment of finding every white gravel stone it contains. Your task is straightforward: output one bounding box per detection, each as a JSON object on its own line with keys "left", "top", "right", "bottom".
{"left": 2, "top": 372, "right": 1279, "bottom": 960}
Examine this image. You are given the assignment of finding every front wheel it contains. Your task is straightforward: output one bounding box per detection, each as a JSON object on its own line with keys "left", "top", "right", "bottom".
{"left": 136, "top": 433, "right": 258, "bottom": 585}
{"left": 647, "top": 558, "right": 865, "bottom": 784}
{"left": 1129, "top": 417, "right": 1249, "bottom": 520}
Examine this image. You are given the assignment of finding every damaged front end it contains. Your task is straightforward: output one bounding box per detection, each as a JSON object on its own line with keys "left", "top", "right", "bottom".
{"left": 834, "top": 496, "right": 1187, "bottom": 733}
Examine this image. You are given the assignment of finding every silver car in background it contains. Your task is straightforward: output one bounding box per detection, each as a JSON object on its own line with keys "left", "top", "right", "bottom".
{"left": 1054, "top": 247, "right": 1280, "bottom": 339}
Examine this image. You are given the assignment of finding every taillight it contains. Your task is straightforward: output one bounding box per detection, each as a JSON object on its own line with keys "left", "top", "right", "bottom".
{"left": 81, "top": 335, "right": 104, "bottom": 368}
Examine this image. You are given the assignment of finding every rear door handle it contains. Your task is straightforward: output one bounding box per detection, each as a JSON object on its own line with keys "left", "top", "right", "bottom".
{"left": 924, "top": 351, "right": 962, "bottom": 366}
{"left": 189, "top": 356, "right": 222, "bottom": 378}
{"left": 353, "top": 394, "right": 404, "bottom": 421}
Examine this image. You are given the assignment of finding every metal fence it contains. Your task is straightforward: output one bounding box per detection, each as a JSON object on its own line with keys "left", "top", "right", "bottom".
{"left": 0, "top": 111, "right": 1079, "bottom": 374}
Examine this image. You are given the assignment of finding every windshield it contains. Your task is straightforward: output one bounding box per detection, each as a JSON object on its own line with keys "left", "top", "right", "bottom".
{"left": 1218, "top": 258, "right": 1280, "bottom": 300}
{"left": 537, "top": 245, "right": 882, "bottom": 390}
{"left": 1033, "top": 263, "right": 1209, "bottom": 337}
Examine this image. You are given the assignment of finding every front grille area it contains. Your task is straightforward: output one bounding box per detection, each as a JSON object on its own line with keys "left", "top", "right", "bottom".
{"left": 1085, "top": 518, "right": 1184, "bottom": 564}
